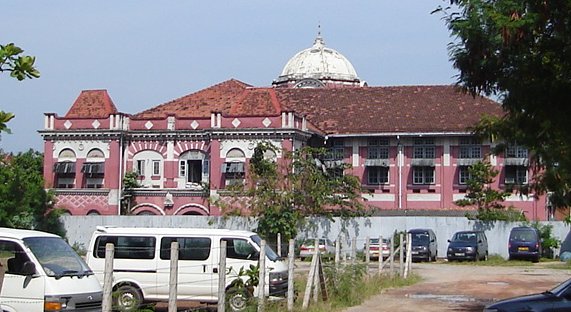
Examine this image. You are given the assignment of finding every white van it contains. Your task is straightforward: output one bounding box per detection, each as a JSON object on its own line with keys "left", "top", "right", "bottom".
{"left": 0, "top": 227, "right": 102, "bottom": 312}
{"left": 86, "top": 226, "right": 288, "bottom": 311}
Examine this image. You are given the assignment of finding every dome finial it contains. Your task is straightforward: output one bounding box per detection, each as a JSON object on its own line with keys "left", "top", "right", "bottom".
{"left": 314, "top": 23, "right": 324, "bottom": 47}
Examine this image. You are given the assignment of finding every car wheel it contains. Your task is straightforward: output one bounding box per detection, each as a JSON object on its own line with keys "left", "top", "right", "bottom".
{"left": 427, "top": 251, "right": 432, "bottom": 262}
{"left": 226, "top": 287, "right": 251, "bottom": 312}
{"left": 532, "top": 255, "right": 540, "bottom": 263}
{"left": 432, "top": 251, "right": 437, "bottom": 262}
{"left": 113, "top": 284, "right": 143, "bottom": 312}
{"left": 483, "top": 252, "right": 488, "bottom": 261}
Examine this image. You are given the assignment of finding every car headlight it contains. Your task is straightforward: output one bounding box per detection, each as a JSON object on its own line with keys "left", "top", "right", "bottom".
{"left": 269, "top": 271, "right": 288, "bottom": 285}
{"left": 447, "top": 248, "right": 453, "bottom": 252}
{"left": 465, "top": 247, "right": 474, "bottom": 252}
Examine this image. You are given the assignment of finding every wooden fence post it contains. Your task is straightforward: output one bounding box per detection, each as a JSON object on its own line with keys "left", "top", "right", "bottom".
{"left": 218, "top": 240, "right": 227, "bottom": 312}
{"left": 287, "top": 239, "right": 295, "bottom": 311}
{"left": 277, "top": 233, "right": 282, "bottom": 257}
{"left": 335, "top": 239, "right": 340, "bottom": 266}
{"left": 365, "top": 236, "right": 370, "bottom": 265}
{"left": 378, "top": 235, "right": 383, "bottom": 274}
{"left": 102, "top": 243, "right": 114, "bottom": 312}
{"left": 168, "top": 241, "right": 178, "bottom": 312}
{"left": 399, "top": 233, "right": 404, "bottom": 276}
{"left": 258, "top": 240, "right": 266, "bottom": 312}
{"left": 351, "top": 237, "right": 357, "bottom": 265}
{"left": 389, "top": 237, "right": 394, "bottom": 275}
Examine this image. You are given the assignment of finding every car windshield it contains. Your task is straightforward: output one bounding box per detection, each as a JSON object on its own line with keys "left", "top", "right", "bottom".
{"left": 369, "top": 238, "right": 379, "bottom": 244}
{"left": 23, "top": 237, "right": 92, "bottom": 279}
{"left": 452, "top": 232, "right": 477, "bottom": 242}
{"left": 510, "top": 230, "right": 536, "bottom": 241}
{"left": 412, "top": 233, "right": 429, "bottom": 244}
{"left": 251, "top": 235, "right": 280, "bottom": 261}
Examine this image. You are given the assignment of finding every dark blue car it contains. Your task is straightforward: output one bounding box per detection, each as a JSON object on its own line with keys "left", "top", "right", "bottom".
{"left": 484, "top": 278, "right": 571, "bottom": 311}
{"left": 446, "top": 230, "right": 488, "bottom": 261}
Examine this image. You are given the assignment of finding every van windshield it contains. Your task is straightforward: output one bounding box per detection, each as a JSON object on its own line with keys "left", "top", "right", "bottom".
{"left": 251, "top": 235, "right": 280, "bottom": 261}
{"left": 24, "top": 237, "right": 92, "bottom": 279}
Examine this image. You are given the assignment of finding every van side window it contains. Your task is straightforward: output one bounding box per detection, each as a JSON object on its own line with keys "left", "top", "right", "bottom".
{"left": 160, "top": 237, "right": 211, "bottom": 261}
{"left": 222, "top": 238, "right": 256, "bottom": 260}
{"left": 94, "top": 236, "right": 155, "bottom": 259}
{"left": 0, "top": 240, "right": 31, "bottom": 275}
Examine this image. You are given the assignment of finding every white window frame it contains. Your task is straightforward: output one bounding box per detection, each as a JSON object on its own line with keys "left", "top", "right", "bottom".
{"left": 459, "top": 166, "right": 472, "bottom": 185}
{"left": 505, "top": 166, "right": 528, "bottom": 185}
{"left": 413, "top": 166, "right": 435, "bottom": 185}
{"left": 413, "top": 138, "right": 435, "bottom": 159}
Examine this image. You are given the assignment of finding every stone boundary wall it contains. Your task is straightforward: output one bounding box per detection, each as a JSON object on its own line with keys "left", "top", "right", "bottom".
{"left": 61, "top": 215, "right": 571, "bottom": 259}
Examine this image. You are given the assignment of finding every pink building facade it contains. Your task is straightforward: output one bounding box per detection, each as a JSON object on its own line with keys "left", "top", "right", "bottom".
{"left": 39, "top": 35, "right": 553, "bottom": 220}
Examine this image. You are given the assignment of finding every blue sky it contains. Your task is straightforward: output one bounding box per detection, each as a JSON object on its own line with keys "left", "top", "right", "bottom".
{"left": 1, "top": 1, "right": 457, "bottom": 153}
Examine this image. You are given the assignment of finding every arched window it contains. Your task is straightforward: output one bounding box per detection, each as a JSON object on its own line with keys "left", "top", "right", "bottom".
{"left": 179, "top": 150, "right": 209, "bottom": 187}
{"left": 83, "top": 148, "right": 106, "bottom": 189}
{"left": 223, "top": 148, "right": 245, "bottom": 187}
{"left": 133, "top": 150, "right": 164, "bottom": 188}
{"left": 54, "top": 148, "right": 76, "bottom": 189}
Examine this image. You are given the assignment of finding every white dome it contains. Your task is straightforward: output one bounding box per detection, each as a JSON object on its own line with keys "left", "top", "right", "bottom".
{"left": 275, "top": 35, "right": 360, "bottom": 85}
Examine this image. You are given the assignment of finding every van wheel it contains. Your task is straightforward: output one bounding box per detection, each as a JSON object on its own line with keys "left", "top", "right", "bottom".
{"left": 226, "top": 287, "right": 251, "bottom": 312}
{"left": 113, "top": 284, "right": 143, "bottom": 312}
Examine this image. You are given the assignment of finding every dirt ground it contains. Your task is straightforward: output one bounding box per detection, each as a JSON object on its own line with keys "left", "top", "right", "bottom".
{"left": 343, "top": 261, "right": 571, "bottom": 312}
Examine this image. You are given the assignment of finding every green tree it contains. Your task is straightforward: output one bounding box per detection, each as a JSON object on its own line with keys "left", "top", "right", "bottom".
{"left": 0, "top": 150, "right": 65, "bottom": 236}
{"left": 436, "top": 1, "right": 571, "bottom": 211}
{"left": 455, "top": 160, "right": 525, "bottom": 221}
{"left": 0, "top": 42, "right": 40, "bottom": 134}
{"left": 221, "top": 143, "right": 367, "bottom": 242}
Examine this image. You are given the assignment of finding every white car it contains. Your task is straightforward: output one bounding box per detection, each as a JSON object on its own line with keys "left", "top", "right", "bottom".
{"left": 364, "top": 237, "right": 390, "bottom": 260}
{"left": 299, "top": 238, "right": 335, "bottom": 260}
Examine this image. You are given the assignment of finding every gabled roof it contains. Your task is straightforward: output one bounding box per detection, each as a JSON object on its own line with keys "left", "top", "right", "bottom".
{"left": 274, "top": 85, "right": 503, "bottom": 134}
{"left": 134, "top": 79, "right": 255, "bottom": 119}
{"left": 129, "top": 79, "right": 502, "bottom": 135}
{"left": 65, "top": 90, "right": 118, "bottom": 118}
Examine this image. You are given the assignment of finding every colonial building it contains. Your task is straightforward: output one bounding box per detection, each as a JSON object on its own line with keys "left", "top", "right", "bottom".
{"left": 40, "top": 34, "right": 553, "bottom": 220}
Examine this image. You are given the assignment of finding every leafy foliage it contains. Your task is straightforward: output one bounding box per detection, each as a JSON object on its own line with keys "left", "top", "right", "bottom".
{"left": 0, "top": 150, "right": 65, "bottom": 236}
{"left": 455, "top": 160, "right": 525, "bottom": 221}
{"left": 436, "top": 1, "right": 571, "bottom": 210}
{"left": 524, "top": 221, "right": 560, "bottom": 257}
{"left": 121, "top": 171, "right": 141, "bottom": 215}
{"left": 1, "top": 42, "right": 40, "bottom": 134}
{"left": 221, "top": 143, "right": 368, "bottom": 243}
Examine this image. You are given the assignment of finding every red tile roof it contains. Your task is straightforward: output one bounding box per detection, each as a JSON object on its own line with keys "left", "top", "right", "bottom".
{"left": 275, "top": 85, "right": 504, "bottom": 134}
{"left": 134, "top": 79, "right": 253, "bottom": 119}
{"left": 131, "top": 79, "right": 503, "bottom": 134}
{"left": 65, "top": 90, "right": 118, "bottom": 118}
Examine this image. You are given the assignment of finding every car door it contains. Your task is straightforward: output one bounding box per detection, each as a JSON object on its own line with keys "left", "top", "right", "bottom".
{"left": 0, "top": 240, "right": 45, "bottom": 312}
{"left": 157, "top": 236, "right": 215, "bottom": 301}
{"left": 551, "top": 287, "right": 571, "bottom": 311}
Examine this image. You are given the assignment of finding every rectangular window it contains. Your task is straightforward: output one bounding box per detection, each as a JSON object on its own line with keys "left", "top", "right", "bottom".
{"left": 160, "top": 237, "right": 211, "bottom": 261}
{"left": 506, "top": 144, "right": 529, "bottom": 158}
{"left": 179, "top": 160, "right": 186, "bottom": 177}
{"left": 505, "top": 166, "right": 528, "bottom": 184}
{"left": 222, "top": 238, "right": 257, "bottom": 260}
{"left": 85, "top": 177, "right": 104, "bottom": 188}
{"left": 56, "top": 177, "right": 75, "bottom": 189}
{"left": 458, "top": 137, "right": 481, "bottom": 159}
{"left": 367, "top": 167, "right": 389, "bottom": 185}
{"left": 413, "top": 166, "right": 435, "bottom": 184}
{"left": 413, "top": 138, "right": 435, "bottom": 159}
{"left": 459, "top": 166, "right": 471, "bottom": 184}
{"left": 367, "top": 138, "right": 389, "bottom": 159}
{"left": 94, "top": 236, "right": 156, "bottom": 260}
{"left": 325, "top": 141, "right": 344, "bottom": 161}
{"left": 152, "top": 160, "right": 161, "bottom": 176}
{"left": 136, "top": 160, "right": 145, "bottom": 176}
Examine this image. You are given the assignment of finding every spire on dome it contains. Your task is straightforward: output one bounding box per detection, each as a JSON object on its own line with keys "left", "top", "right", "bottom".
{"left": 314, "top": 24, "right": 324, "bottom": 47}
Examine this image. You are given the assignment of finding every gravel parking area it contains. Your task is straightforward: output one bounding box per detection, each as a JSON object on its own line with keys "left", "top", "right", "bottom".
{"left": 344, "top": 261, "right": 571, "bottom": 312}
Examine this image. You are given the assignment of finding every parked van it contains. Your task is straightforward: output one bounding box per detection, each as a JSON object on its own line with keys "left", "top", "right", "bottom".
{"left": 0, "top": 227, "right": 102, "bottom": 312}
{"left": 408, "top": 228, "right": 437, "bottom": 262}
{"left": 508, "top": 226, "right": 542, "bottom": 262}
{"left": 86, "top": 226, "right": 288, "bottom": 311}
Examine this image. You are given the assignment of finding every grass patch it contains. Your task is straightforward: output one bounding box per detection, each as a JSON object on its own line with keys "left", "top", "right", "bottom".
{"left": 544, "top": 260, "right": 571, "bottom": 270}
{"left": 263, "top": 263, "right": 420, "bottom": 312}
{"left": 446, "top": 254, "right": 533, "bottom": 266}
